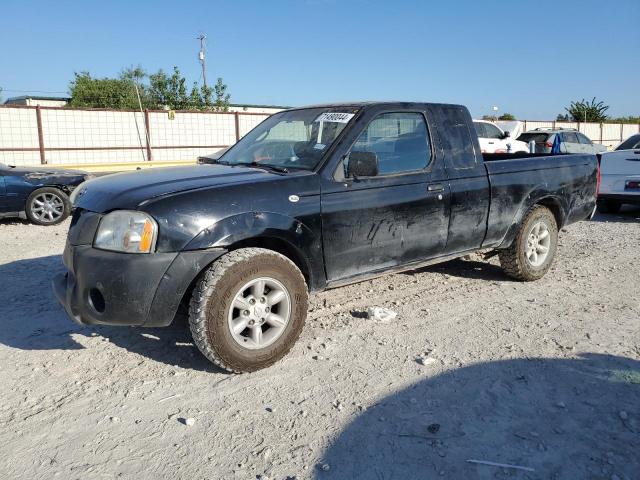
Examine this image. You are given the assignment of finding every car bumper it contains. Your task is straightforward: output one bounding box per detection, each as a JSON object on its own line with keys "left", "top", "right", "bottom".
{"left": 52, "top": 242, "right": 225, "bottom": 327}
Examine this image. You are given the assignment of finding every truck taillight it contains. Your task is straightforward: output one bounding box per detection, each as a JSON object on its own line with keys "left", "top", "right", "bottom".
{"left": 596, "top": 154, "right": 601, "bottom": 196}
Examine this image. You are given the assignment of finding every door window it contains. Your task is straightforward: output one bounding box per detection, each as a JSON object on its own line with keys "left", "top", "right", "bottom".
{"left": 561, "top": 132, "right": 579, "bottom": 144}
{"left": 473, "top": 122, "right": 487, "bottom": 138}
{"left": 576, "top": 133, "right": 593, "bottom": 145}
{"left": 349, "top": 112, "right": 431, "bottom": 175}
{"left": 483, "top": 123, "right": 504, "bottom": 139}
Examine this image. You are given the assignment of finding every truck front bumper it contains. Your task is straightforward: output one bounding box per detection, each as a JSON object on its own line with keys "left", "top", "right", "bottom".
{"left": 52, "top": 242, "right": 225, "bottom": 327}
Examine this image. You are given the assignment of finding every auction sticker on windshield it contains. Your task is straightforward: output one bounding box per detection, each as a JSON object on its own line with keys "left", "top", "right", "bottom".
{"left": 314, "top": 112, "right": 355, "bottom": 123}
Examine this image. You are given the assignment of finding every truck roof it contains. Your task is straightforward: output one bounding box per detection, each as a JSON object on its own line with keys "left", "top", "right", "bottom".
{"left": 285, "top": 101, "right": 467, "bottom": 111}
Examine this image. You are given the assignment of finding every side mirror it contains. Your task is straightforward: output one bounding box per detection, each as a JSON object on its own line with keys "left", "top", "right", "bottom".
{"left": 503, "top": 131, "right": 511, "bottom": 138}
{"left": 346, "top": 151, "right": 378, "bottom": 178}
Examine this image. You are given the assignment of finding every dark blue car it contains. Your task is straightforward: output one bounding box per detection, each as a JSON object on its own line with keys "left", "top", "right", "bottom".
{"left": 0, "top": 162, "right": 90, "bottom": 225}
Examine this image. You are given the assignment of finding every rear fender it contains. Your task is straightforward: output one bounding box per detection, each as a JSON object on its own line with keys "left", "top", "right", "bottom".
{"left": 498, "top": 192, "right": 566, "bottom": 249}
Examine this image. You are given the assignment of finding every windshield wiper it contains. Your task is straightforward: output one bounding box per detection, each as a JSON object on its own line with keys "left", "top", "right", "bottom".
{"left": 238, "top": 162, "right": 289, "bottom": 174}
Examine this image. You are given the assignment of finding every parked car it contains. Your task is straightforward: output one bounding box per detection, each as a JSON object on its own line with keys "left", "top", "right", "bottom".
{"left": 53, "top": 102, "right": 598, "bottom": 373}
{"left": 597, "top": 133, "right": 640, "bottom": 213}
{"left": 614, "top": 133, "right": 640, "bottom": 151}
{"left": 473, "top": 120, "right": 529, "bottom": 153}
{"left": 0, "top": 163, "right": 90, "bottom": 225}
{"left": 517, "top": 128, "right": 607, "bottom": 154}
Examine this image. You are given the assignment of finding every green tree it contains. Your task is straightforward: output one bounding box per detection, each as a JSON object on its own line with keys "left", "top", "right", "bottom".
{"left": 497, "top": 113, "right": 516, "bottom": 121}
{"left": 148, "top": 67, "right": 193, "bottom": 110}
{"left": 565, "top": 98, "right": 609, "bottom": 123}
{"left": 69, "top": 65, "right": 231, "bottom": 111}
{"left": 556, "top": 113, "right": 570, "bottom": 121}
{"left": 213, "top": 77, "right": 231, "bottom": 111}
{"left": 69, "top": 72, "right": 141, "bottom": 109}
{"left": 189, "top": 82, "right": 203, "bottom": 110}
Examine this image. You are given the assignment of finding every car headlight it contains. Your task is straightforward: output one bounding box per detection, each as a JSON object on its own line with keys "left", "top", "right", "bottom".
{"left": 94, "top": 211, "right": 158, "bottom": 253}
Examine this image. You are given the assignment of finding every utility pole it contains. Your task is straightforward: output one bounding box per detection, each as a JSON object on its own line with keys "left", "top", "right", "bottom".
{"left": 197, "top": 33, "right": 207, "bottom": 88}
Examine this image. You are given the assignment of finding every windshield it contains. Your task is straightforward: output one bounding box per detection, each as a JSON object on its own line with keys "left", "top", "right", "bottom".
{"left": 616, "top": 134, "right": 640, "bottom": 151}
{"left": 219, "top": 107, "right": 359, "bottom": 171}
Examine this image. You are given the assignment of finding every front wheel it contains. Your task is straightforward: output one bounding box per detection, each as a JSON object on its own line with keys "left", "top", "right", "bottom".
{"left": 189, "top": 248, "right": 308, "bottom": 373}
{"left": 25, "top": 187, "right": 71, "bottom": 225}
{"left": 499, "top": 206, "right": 558, "bottom": 281}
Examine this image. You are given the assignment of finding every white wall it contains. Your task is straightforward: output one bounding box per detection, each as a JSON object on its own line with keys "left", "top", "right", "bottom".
{"left": 0, "top": 107, "right": 272, "bottom": 166}
{"left": 1, "top": 106, "right": 638, "bottom": 167}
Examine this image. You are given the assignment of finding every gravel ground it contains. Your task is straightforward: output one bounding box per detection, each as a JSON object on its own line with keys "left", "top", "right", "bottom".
{"left": 0, "top": 208, "right": 639, "bottom": 480}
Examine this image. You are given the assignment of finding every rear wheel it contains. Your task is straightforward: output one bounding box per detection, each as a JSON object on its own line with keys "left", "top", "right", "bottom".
{"left": 597, "top": 199, "right": 622, "bottom": 214}
{"left": 499, "top": 206, "right": 558, "bottom": 281}
{"left": 189, "top": 248, "right": 308, "bottom": 373}
{"left": 25, "top": 187, "right": 71, "bottom": 226}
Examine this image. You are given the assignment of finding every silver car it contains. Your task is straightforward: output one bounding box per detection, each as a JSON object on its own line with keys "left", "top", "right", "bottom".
{"left": 597, "top": 133, "right": 640, "bottom": 213}
{"left": 517, "top": 128, "right": 607, "bottom": 154}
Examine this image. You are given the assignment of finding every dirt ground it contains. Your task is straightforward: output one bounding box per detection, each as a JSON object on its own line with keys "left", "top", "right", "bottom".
{"left": 0, "top": 208, "right": 639, "bottom": 480}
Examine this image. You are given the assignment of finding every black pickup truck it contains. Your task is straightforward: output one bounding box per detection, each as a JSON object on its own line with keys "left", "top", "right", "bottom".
{"left": 53, "top": 102, "right": 598, "bottom": 372}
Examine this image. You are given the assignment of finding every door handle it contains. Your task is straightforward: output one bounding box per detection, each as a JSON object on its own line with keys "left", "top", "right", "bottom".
{"left": 427, "top": 183, "right": 444, "bottom": 192}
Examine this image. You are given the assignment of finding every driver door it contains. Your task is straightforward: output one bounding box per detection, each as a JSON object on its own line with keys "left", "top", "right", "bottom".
{"left": 320, "top": 110, "right": 450, "bottom": 282}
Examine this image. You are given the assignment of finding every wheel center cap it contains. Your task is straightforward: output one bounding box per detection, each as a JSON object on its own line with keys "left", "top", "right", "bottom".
{"left": 253, "top": 305, "right": 267, "bottom": 317}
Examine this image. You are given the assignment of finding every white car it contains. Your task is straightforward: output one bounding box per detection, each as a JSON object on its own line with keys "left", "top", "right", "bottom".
{"left": 473, "top": 120, "right": 529, "bottom": 153}
{"left": 597, "top": 133, "right": 640, "bottom": 213}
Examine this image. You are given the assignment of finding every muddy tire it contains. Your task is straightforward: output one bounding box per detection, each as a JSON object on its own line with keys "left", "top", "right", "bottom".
{"left": 189, "top": 248, "right": 308, "bottom": 373}
{"left": 25, "top": 187, "right": 71, "bottom": 226}
{"left": 597, "top": 199, "right": 622, "bottom": 214}
{"left": 499, "top": 206, "right": 558, "bottom": 281}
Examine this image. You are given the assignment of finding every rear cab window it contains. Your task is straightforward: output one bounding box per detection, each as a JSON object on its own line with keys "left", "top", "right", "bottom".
{"left": 438, "top": 107, "right": 477, "bottom": 170}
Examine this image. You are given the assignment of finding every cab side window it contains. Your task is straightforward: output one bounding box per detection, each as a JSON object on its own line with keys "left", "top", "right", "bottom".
{"left": 350, "top": 112, "right": 431, "bottom": 175}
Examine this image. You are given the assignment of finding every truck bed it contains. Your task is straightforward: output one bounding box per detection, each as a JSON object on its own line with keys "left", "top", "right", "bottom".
{"left": 480, "top": 152, "right": 598, "bottom": 248}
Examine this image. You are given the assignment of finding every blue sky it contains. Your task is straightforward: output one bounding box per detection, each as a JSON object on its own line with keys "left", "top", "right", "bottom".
{"left": 1, "top": 0, "right": 638, "bottom": 119}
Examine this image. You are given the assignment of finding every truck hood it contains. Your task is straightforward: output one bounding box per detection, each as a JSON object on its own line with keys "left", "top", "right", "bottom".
{"left": 73, "top": 164, "right": 284, "bottom": 212}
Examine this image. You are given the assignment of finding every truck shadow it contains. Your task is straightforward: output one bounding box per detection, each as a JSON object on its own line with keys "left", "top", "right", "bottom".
{"left": 590, "top": 205, "right": 640, "bottom": 223}
{"left": 0, "top": 217, "right": 30, "bottom": 226}
{"left": 0, "top": 255, "right": 225, "bottom": 373}
{"left": 316, "top": 353, "right": 640, "bottom": 479}
{"left": 404, "top": 258, "right": 515, "bottom": 282}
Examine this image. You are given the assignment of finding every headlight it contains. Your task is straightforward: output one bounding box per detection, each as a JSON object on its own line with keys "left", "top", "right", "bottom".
{"left": 94, "top": 211, "right": 158, "bottom": 253}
